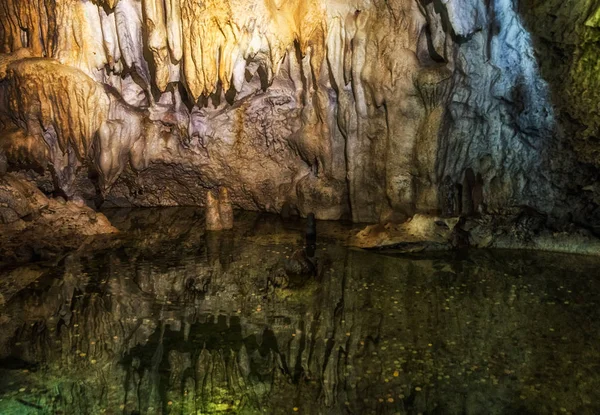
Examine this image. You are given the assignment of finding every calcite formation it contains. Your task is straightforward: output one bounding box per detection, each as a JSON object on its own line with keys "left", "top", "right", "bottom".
{"left": 0, "top": 0, "right": 597, "bottom": 225}
{"left": 206, "top": 187, "right": 234, "bottom": 231}
{"left": 0, "top": 172, "right": 117, "bottom": 264}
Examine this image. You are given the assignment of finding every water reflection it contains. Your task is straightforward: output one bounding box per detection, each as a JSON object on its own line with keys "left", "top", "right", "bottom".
{"left": 0, "top": 209, "right": 599, "bottom": 414}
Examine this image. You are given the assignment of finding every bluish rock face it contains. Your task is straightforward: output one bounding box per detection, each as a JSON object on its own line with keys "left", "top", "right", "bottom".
{"left": 439, "top": 0, "right": 557, "bottom": 214}
{"left": 0, "top": 0, "right": 596, "bottom": 224}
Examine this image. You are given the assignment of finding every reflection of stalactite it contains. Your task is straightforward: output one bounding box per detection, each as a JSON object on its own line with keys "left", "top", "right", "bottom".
{"left": 4, "top": 211, "right": 596, "bottom": 414}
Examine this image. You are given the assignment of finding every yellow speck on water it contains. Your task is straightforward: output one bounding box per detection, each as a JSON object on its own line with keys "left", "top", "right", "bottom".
{"left": 415, "top": 387, "right": 422, "bottom": 392}
{"left": 79, "top": 353, "right": 86, "bottom": 357}
{"left": 91, "top": 360, "right": 97, "bottom": 364}
{"left": 393, "top": 371, "right": 399, "bottom": 377}
{"left": 428, "top": 343, "right": 433, "bottom": 347}
{"left": 293, "top": 407, "right": 299, "bottom": 412}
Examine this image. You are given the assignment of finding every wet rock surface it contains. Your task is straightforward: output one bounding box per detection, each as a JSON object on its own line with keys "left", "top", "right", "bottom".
{"left": 0, "top": 173, "right": 118, "bottom": 265}
{"left": 350, "top": 212, "right": 600, "bottom": 255}
{"left": 0, "top": 210, "right": 600, "bottom": 414}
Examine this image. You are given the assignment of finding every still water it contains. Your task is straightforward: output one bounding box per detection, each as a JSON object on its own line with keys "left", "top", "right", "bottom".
{"left": 0, "top": 209, "right": 599, "bottom": 414}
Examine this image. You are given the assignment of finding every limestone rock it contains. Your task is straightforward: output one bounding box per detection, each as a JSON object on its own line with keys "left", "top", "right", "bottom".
{"left": 206, "top": 187, "right": 234, "bottom": 231}
{"left": 218, "top": 187, "right": 234, "bottom": 230}
{"left": 0, "top": 0, "right": 596, "bottom": 228}
{"left": 0, "top": 173, "right": 118, "bottom": 263}
{"left": 0, "top": 150, "right": 7, "bottom": 176}
{"left": 206, "top": 190, "right": 222, "bottom": 231}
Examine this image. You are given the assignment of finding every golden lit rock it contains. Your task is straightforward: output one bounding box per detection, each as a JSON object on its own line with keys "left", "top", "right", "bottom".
{"left": 5, "top": 58, "right": 110, "bottom": 159}
{"left": 0, "top": 0, "right": 595, "bottom": 235}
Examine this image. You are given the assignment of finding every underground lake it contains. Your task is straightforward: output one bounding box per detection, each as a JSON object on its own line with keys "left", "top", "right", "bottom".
{"left": 2, "top": 0, "right": 600, "bottom": 413}
{"left": 0, "top": 209, "right": 599, "bottom": 414}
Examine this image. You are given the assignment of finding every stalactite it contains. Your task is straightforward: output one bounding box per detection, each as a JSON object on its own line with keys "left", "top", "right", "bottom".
{"left": 0, "top": 0, "right": 572, "bottom": 224}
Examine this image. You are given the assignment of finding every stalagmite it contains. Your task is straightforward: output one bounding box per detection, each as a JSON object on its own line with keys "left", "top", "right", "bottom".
{"left": 219, "top": 188, "right": 234, "bottom": 230}
{"left": 206, "top": 189, "right": 222, "bottom": 231}
{"left": 206, "top": 187, "right": 234, "bottom": 231}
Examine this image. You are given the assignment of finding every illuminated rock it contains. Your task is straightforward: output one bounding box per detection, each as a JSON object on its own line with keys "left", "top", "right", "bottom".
{"left": 0, "top": 0, "right": 594, "bottom": 226}
{"left": 219, "top": 187, "right": 234, "bottom": 230}
{"left": 206, "top": 187, "right": 234, "bottom": 231}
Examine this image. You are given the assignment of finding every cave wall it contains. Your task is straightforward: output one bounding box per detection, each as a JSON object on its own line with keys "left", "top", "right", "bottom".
{"left": 0, "top": 0, "right": 591, "bottom": 222}
{"left": 520, "top": 0, "right": 600, "bottom": 165}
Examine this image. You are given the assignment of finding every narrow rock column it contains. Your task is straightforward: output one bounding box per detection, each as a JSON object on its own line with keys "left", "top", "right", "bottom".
{"left": 206, "top": 190, "right": 222, "bottom": 231}
{"left": 218, "top": 187, "right": 233, "bottom": 230}
{"left": 206, "top": 187, "right": 234, "bottom": 231}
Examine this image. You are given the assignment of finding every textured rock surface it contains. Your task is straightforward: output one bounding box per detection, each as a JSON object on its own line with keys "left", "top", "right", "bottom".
{"left": 0, "top": 0, "right": 597, "bottom": 226}
{"left": 350, "top": 212, "right": 600, "bottom": 255}
{"left": 520, "top": 0, "right": 600, "bottom": 165}
{"left": 0, "top": 173, "right": 118, "bottom": 264}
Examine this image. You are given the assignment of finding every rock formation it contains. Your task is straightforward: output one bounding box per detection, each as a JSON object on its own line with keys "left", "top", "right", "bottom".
{"left": 0, "top": 172, "right": 118, "bottom": 264}
{"left": 0, "top": 0, "right": 598, "bottom": 227}
{"left": 206, "top": 187, "right": 234, "bottom": 231}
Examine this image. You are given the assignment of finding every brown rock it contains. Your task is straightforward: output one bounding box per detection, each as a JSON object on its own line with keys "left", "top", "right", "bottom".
{"left": 206, "top": 190, "right": 222, "bottom": 231}
{"left": 0, "top": 173, "right": 118, "bottom": 263}
{"left": 218, "top": 187, "right": 234, "bottom": 230}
